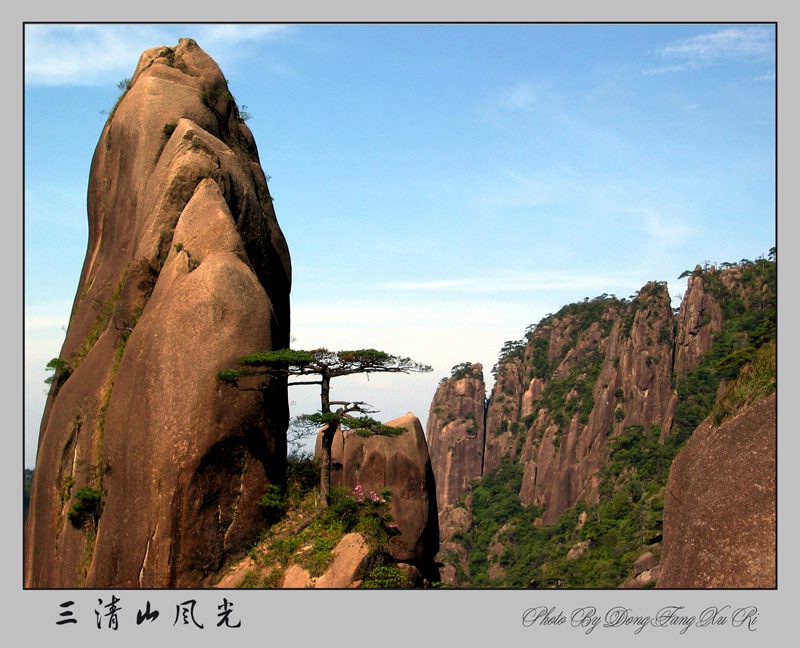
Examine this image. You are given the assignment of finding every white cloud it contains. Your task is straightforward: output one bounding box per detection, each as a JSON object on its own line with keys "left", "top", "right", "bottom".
{"left": 25, "top": 24, "right": 163, "bottom": 85}
{"left": 643, "top": 65, "right": 687, "bottom": 75}
{"left": 479, "top": 80, "right": 555, "bottom": 129}
{"left": 196, "top": 24, "right": 292, "bottom": 44}
{"left": 500, "top": 81, "right": 543, "bottom": 111}
{"left": 646, "top": 26, "right": 775, "bottom": 74}
{"left": 24, "top": 23, "right": 294, "bottom": 86}
{"left": 617, "top": 208, "right": 690, "bottom": 246}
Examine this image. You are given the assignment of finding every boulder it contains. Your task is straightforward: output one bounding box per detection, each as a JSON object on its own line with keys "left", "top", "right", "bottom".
{"left": 318, "top": 413, "right": 439, "bottom": 575}
{"left": 313, "top": 533, "right": 371, "bottom": 588}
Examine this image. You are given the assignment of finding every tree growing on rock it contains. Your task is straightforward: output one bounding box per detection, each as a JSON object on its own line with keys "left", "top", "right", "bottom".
{"left": 218, "top": 348, "right": 432, "bottom": 506}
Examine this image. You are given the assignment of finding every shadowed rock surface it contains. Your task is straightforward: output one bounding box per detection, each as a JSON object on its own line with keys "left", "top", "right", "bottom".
{"left": 25, "top": 39, "right": 291, "bottom": 588}
{"left": 434, "top": 504, "right": 473, "bottom": 586}
{"left": 425, "top": 364, "right": 484, "bottom": 586}
{"left": 658, "top": 393, "right": 776, "bottom": 588}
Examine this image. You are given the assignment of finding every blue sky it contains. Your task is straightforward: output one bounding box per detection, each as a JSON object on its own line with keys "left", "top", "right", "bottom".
{"left": 24, "top": 23, "right": 776, "bottom": 467}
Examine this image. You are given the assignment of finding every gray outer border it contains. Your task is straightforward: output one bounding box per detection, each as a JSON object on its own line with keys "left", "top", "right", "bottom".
{"left": 7, "top": 3, "right": 794, "bottom": 646}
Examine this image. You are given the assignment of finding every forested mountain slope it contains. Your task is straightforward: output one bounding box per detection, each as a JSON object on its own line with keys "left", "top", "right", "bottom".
{"left": 427, "top": 256, "right": 776, "bottom": 588}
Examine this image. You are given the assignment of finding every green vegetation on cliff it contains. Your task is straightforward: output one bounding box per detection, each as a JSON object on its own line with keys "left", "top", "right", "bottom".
{"left": 227, "top": 453, "right": 412, "bottom": 589}
{"left": 454, "top": 256, "right": 776, "bottom": 588}
{"left": 671, "top": 256, "right": 776, "bottom": 446}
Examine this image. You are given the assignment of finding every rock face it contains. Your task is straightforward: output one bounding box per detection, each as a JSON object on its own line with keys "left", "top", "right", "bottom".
{"left": 425, "top": 364, "right": 484, "bottom": 586}
{"left": 426, "top": 363, "right": 486, "bottom": 508}
{"left": 517, "top": 283, "right": 678, "bottom": 523}
{"left": 620, "top": 551, "right": 661, "bottom": 589}
{"left": 25, "top": 39, "right": 291, "bottom": 588}
{"left": 426, "top": 262, "right": 775, "bottom": 585}
{"left": 658, "top": 394, "right": 776, "bottom": 588}
{"left": 319, "top": 413, "right": 439, "bottom": 579}
{"left": 673, "top": 266, "right": 724, "bottom": 378}
{"left": 429, "top": 283, "right": 682, "bottom": 527}
{"left": 434, "top": 504, "right": 473, "bottom": 587}
{"left": 429, "top": 273, "right": 765, "bottom": 524}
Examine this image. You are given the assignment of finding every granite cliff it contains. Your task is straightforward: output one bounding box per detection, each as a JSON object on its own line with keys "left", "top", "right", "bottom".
{"left": 427, "top": 259, "right": 776, "bottom": 587}
{"left": 658, "top": 392, "right": 776, "bottom": 588}
{"left": 25, "top": 39, "right": 291, "bottom": 588}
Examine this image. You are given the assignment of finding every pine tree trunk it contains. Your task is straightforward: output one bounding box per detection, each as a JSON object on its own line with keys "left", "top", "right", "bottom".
{"left": 319, "top": 423, "right": 336, "bottom": 508}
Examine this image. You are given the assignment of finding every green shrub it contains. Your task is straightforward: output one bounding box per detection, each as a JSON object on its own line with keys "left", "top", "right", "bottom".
{"left": 68, "top": 487, "right": 103, "bottom": 528}
{"left": 712, "top": 340, "right": 776, "bottom": 425}
{"left": 299, "top": 536, "right": 339, "bottom": 576}
{"left": 361, "top": 565, "right": 410, "bottom": 589}
{"left": 44, "top": 357, "right": 72, "bottom": 389}
{"left": 450, "top": 362, "right": 483, "bottom": 381}
{"left": 200, "top": 87, "right": 232, "bottom": 109}
{"left": 258, "top": 484, "right": 287, "bottom": 523}
{"left": 285, "top": 452, "right": 319, "bottom": 504}
{"left": 238, "top": 105, "right": 253, "bottom": 122}
{"left": 162, "top": 47, "right": 176, "bottom": 67}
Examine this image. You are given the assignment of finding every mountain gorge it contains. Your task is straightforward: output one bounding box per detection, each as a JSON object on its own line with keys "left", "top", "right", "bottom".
{"left": 427, "top": 259, "right": 776, "bottom": 588}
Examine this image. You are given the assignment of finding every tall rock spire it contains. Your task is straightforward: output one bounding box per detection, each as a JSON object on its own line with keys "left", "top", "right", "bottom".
{"left": 425, "top": 363, "right": 486, "bottom": 509}
{"left": 25, "top": 39, "right": 292, "bottom": 588}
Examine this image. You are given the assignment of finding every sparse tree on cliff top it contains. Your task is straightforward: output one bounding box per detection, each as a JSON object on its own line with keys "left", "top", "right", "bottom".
{"left": 218, "top": 348, "right": 432, "bottom": 506}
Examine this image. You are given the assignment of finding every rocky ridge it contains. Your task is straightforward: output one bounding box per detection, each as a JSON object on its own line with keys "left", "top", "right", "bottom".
{"left": 427, "top": 260, "right": 776, "bottom": 587}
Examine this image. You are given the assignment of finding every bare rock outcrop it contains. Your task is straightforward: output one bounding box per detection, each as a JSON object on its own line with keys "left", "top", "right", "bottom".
{"left": 434, "top": 504, "right": 473, "bottom": 586}
{"left": 515, "top": 283, "right": 677, "bottom": 524}
{"left": 657, "top": 394, "right": 776, "bottom": 588}
{"left": 673, "top": 267, "right": 724, "bottom": 378}
{"left": 425, "top": 363, "right": 486, "bottom": 508}
{"left": 320, "top": 413, "right": 439, "bottom": 577}
{"left": 620, "top": 551, "right": 661, "bottom": 588}
{"left": 25, "top": 39, "right": 291, "bottom": 588}
{"left": 282, "top": 533, "right": 371, "bottom": 589}
{"left": 483, "top": 358, "right": 526, "bottom": 474}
